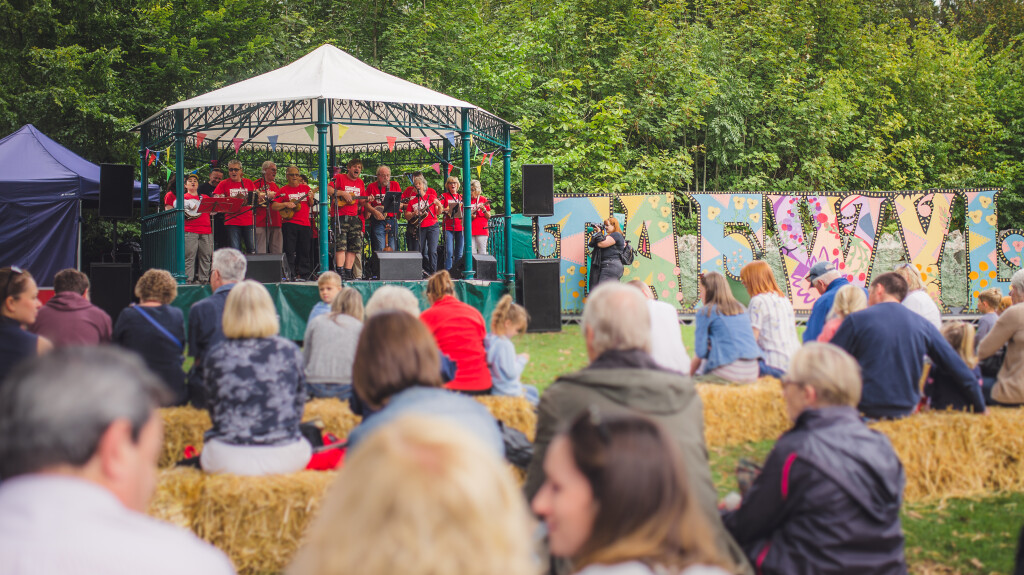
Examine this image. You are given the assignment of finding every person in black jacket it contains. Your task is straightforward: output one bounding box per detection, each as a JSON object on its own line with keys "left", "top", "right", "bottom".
{"left": 186, "top": 248, "right": 246, "bottom": 407}
{"left": 722, "top": 342, "right": 907, "bottom": 575}
{"left": 587, "top": 218, "right": 624, "bottom": 287}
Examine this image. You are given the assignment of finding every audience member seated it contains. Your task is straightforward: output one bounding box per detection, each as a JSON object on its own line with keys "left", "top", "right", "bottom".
{"left": 976, "top": 288, "right": 1005, "bottom": 379}
{"left": 1000, "top": 295, "right": 1013, "bottom": 314}
{"left": 740, "top": 261, "right": 798, "bottom": 377}
{"left": 364, "top": 284, "right": 421, "bottom": 318}
{"left": 895, "top": 264, "right": 942, "bottom": 330}
{"left": 627, "top": 279, "right": 689, "bottom": 373}
{"left": 925, "top": 322, "right": 985, "bottom": 412}
{"left": 303, "top": 287, "right": 363, "bottom": 400}
{"left": 30, "top": 268, "right": 111, "bottom": 347}
{"left": 978, "top": 269, "right": 1024, "bottom": 406}
{"left": 113, "top": 269, "right": 187, "bottom": 405}
{"left": 0, "top": 267, "right": 50, "bottom": 383}
{"left": 831, "top": 272, "right": 985, "bottom": 418}
{"left": 533, "top": 409, "right": 735, "bottom": 575}
{"left": 525, "top": 282, "right": 752, "bottom": 574}
{"left": 691, "top": 271, "right": 761, "bottom": 384}
{"left": 485, "top": 294, "right": 538, "bottom": 404}
{"left": 346, "top": 312, "right": 504, "bottom": 456}
{"left": 816, "top": 284, "right": 867, "bottom": 343}
{"left": 0, "top": 347, "right": 234, "bottom": 574}
{"left": 308, "top": 271, "right": 342, "bottom": 324}
{"left": 801, "top": 261, "right": 850, "bottom": 342}
{"left": 287, "top": 416, "right": 534, "bottom": 575}
{"left": 187, "top": 248, "right": 246, "bottom": 408}
{"left": 722, "top": 343, "right": 906, "bottom": 574}
{"left": 200, "top": 280, "right": 310, "bottom": 475}
{"left": 420, "top": 270, "right": 491, "bottom": 393}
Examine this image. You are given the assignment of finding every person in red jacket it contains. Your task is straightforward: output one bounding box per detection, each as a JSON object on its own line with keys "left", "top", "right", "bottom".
{"left": 164, "top": 174, "right": 212, "bottom": 283}
{"left": 30, "top": 269, "right": 112, "bottom": 347}
{"left": 419, "top": 270, "right": 491, "bottom": 393}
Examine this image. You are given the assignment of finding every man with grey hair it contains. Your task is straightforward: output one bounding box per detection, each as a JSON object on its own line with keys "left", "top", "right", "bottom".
{"left": 524, "top": 282, "right": 752, "bottom": 575}
{"left": 0, "top": 347, "right": 234, "bottom": 574}
{"left": 978, "top": 269, "right": 1024, "bottom": 405}
{"left": 802, "top": 261, "right": 851, "bottom": 342}
{"left": 253, "top": 160, "right": 283, "bottom": 256}
{"left": 187, "top": 248, "right": 246, "bottom": 407}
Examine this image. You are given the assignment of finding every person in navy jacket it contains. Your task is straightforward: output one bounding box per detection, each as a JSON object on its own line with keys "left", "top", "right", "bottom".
{"left": 186, "top": 248, "right": 246, "bottom": 408}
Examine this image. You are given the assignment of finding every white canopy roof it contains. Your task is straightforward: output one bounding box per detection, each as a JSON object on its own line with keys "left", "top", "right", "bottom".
{"left": 136, "top": 44, "right": 512, "bottom": 150}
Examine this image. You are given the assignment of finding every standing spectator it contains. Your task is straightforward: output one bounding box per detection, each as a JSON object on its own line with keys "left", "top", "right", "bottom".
{"left": 253, "top": 161, "right": 283, "bottom": 256}
{"left": 627, "top": 279, "right": 689, "bottom": 373}
{"left": 200, "top": 281, "right": 310, "bottom": 475}
{"left": 164, "top": 174, "right": 213, "bottom": 284}
{"left": 925, "top": 322, "right": 985, "bottom": 412}
{"left": 817, "top": 284, "right": 867, "bottom": 343}
{"left": 441, "top": 176, "right": 465, "bottom": 272}
{"left": 187, "top": 248, "right": 246, "bottom": 408}
{"left": 589, "top": 218, "right": 625, "bottom": 287}
{"left": 405, "top": 175, "right": 442, "bottom": 276}
{"left": 308, "top": 271, "right": 342, "bottom": 324}
{"left": 469, "top": 180, "right": 492, "bottom": 255}
{"left": 895, "top": 264, "right": 942, "bottom": 330}
{"left": 740, "top": 261, "right": 799, "bottom": 377}
{"left": 801, "top": 261, "right": 850, "bottom": 342}
{"left": 304, "top": 287, "right": 364, "bottom": 400}
{"left": 366, "top": 165, "right": 402, "bottom": 253}
{"left": 420, "top": 270, "right": 491, "bottom": 394}
{"left": 722, "top": 343, "right": 906, "bottom": 575}
{"left": 0, "top": 267, "right": 51, "bottom": 383}
{"left": 214, "top": 160, "right": 256, "bottom": 254}
{"left": 113, "top": 269, "right": 187, "bottom": 405}
{"left": 0, "top": 347, "right": 234, "bottom": 574}
{"left": 831, "top": 272, "right": 985, "bottom": 418}
{"left": 328, "top": 158, "right": 366, "bottom": 280}
{"left": 484, "top": 294, "right": 538, "bottom": 404}
{"left": 273, "top": 165, "right": 314, "bottom": 281}
{"left": 978, "top": 269, "right": 1024, "bottom": 405}
{"left": 691, "top": 272, "right": 761, "bottom": 384}
{"left": 30, "top": 268, "right": 111, "bottom": 347}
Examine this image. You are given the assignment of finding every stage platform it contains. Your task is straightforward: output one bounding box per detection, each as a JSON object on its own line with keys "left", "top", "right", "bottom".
{"left": 172, "top": 279, "right": 509, "bottom": 341}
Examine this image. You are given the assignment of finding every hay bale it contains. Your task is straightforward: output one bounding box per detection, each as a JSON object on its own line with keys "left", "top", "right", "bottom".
{"left": 193, "top": 471, "right": 336, "bottom": 575}
{"left": 159, "top": 407, "right": 211, "bottom": 468}
{"left": 697, "top": 378, "right": 790, "bottom": 447}
{"left": 475, "top": 395, "right": 537, "bottom": 441}
{"left": 302, "top": 398, "right": 361, "bottom": 440}
{"left": 148, "top": 467, "right": 206, "bottom": 530}
{"left": 871, "top": 408, "right": 1024, "bottom": 502}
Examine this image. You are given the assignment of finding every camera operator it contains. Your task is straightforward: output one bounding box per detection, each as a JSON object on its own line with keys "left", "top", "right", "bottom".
{"left": 588, "top": 218, "right": 625, "bottom": 287}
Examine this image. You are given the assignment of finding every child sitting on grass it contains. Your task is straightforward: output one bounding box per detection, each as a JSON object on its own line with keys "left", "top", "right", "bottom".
{"left": 484, "top": 295, "right": 538, "bottom": 405}
{"left": 925, "top": 321, "right": 986, "bottom": 412}
{"left": 309, "top": 271, "right": 342, "bottom": 323}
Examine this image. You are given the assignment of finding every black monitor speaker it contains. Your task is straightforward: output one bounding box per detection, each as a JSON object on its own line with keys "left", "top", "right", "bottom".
{"left": 89, "top": 263, "right": 134, "bottom": 324}
{"left": 515, "top": 258, "right": 561, "bottom": 332}
{"left": 472, "top": 254, "right": 497, "bottom": 281}
{"left": 245, "top": 254, "right": 285, "bottom": 283}
{"left": 522, "top": 164, "right": 554, "bottom": 217}
{"left": 377, "top": 251, "right": 423, "bottom": 280}
{"left": 99, "top": 164, "right": 135, "bottom": 219}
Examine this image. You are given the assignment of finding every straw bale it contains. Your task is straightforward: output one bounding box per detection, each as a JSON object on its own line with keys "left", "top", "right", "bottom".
{"left": 302, "top": 398, "right": 362, "bottom": 440}
{"left": 148, "top": 467, "right": 206, "bottom": 530}
{"left": 475, "top": 395, "right": 538, "bottom": 441}
{"left": 158, "top": 407, "right": 212, "bottom": 468}
{"left": 193, "top": 471, "right": 337, "bottom": 575}
{"left": 871, "top": 407, "right": 1024, "bottom": 502}
{"left": 697, "top": 378, "right": 789, "bottom": 447}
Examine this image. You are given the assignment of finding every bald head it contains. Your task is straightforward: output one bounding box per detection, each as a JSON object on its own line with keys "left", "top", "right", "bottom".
{"left": 582, "top": 282, "right": 651, "bottom": 359}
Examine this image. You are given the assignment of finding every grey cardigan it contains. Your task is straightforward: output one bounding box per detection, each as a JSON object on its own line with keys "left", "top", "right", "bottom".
{"left": 303, "top": 313, "right": 362, "bottom": 385}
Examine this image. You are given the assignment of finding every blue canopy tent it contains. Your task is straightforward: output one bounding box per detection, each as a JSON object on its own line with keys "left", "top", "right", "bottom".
{"left": 0, "top": 124, "right": 160, "bottom": 286}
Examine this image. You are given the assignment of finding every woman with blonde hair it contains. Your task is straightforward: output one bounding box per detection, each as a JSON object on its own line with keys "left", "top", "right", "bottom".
{"left": 894, "top": 264, "right": 941, "bottom": 329}
{"left": 740, "top": 261, "right": 799, "bottom": 376}
{"left": 441, "top": 176, "right": 465, "bottom": 272}
{"left": 469, "top": 179, "right": 492, "bottom": 254}
{"left": 113, "top": 269, "right": 186, "bottom": 404}
{"left": 303, "top": 287, "right": 364, "bottom": 400}
{"left": 924, "top": 321, "right": 985, "bottom": 412}
{"left": 200, "top": 280, "right": 310, "bottom": 475}
{"left": 691, "top": 271, "right": 761, "bottom": 383}
{"left": 817, "top": 284, "right": 868, "bottom": 343}
{"left": 420, "top": 270, "right": 491, "bottom": 393}
{"left": 589, "top": 217, "right": 626, "bottom": 286}
{"left": 289, "top": 416, "right": 532, "bottom": 575}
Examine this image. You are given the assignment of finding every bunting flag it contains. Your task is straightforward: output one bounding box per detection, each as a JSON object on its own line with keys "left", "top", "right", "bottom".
{"left": 147, "top": 151, "right": 155, "bottom": 166}
{"left": 268, "top": 135, "right": 278, "bottom": 152}
{"left": 196, "top": 133, "right": 207, "bottom": 147}
{"left": 154, "top": 151, "right": 161, "bottom": 163}
{"left": 337, "top": 125, "right": 350, "bottom": 139}
{"left": 386, "top": 136, "right": 397, "bottom": 152}
{"left": 232, "top": 138, "right": 243, "bottom": 153}
{"left": 469, "top": 135, "right": 474, "bottom": 147}
{"left": 444, "top": 132, "right": 456, "bottom": 146}
{"left": 476, "top": 166, "right": 482, "bottom": 177}
{"left": 447, "top": 163, "right": 454, "bottom": 176}
{"left": 420, "top": 136, "right": 431, "bottom": 149}
{"left": 407, "top": 174, "right": 414, "bottom": 185}
{"left": 305, "top": 125, "right": 316, "bottom": 142}
{"left": 166, "top": 168, "right": 172, "bottom": 180}
{"left": 164, "top": 146, "right": 171, "bottom": 158}
{"left": 488, "top": 152, "right": 495, "bottom": 166}
{"left": 431, "top": 163, "right": 441, "bottom": 175}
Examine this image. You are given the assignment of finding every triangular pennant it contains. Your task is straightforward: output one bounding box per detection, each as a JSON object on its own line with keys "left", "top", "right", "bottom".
{"left": 469, "top": 135, "right": 474, "bottom": 146}
{"left": 476, "top": 165, "right": 481, "bottom": 177}
{"left": 268, "top": 135, "right": 278, "bottom": 152}
{"left": 147, "top": 153, "right": 155, "bottom": 166}
{"left": 420, "top": 136, "right": 431, "bottom": 149}
{"left": 444, "top": 132, "right": 456, "bottom": 146}
{"left": 337, "top": 125, "right": 350, "bottom": 139}
{"left": 165, "top": 146, "right": 171, "bottom": 158}
{"left": 431, "top": 163, "right": 441, "bottom": 175}
{"left": 488, "top": 153, "right": 494, "bottom": 166}
{"left": 386, "top": 136, "right": 397, "bottom": 152}
{"left": 166, "top": 167, "right": 172, "bottom": 180}
{"left": 305, "top": 126, "right": 316, "bottom": 142}
{"left": 196, "top": 133, "right": 207, "bottom": 147}
{"left": 232, "top": 138, "right": 242, "bottom": 153}
{"left": 447, "top": 163, "right": 454, "bottom": 175}
{"left": 154, "top": 151, "right": 161, "bottom": 163}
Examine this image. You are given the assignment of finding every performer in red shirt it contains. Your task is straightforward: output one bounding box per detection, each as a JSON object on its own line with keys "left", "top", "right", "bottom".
{"left": 252, "top": 161, "right": 282, "bottom": 255}
{"left": 327, "top": 159, "right": 366, "bottom": 280}
{"left": 404, "top": 174, "right": 443, "bottom": 275}
{"left": 272, "top": 165, "right": 314, "bottom": 281}
{"left": 440, "top": 176, "right": 465, "bottom": 272}
{"left": 469, "top": 179, "right": 493, "bottom": 255}
{"left": 213, "top": 159, "right": 256, "bottom": 254}
{"left": 420, "top": 270, "right": 492, "bottom": 393}
{"left": 163, "top": 174, "right": 213, "bottom": 283}
{"left": 366, "top": 165, "right": 401, "bottom": 253}
{"left": 401, "top": 172, "right": 423, "bottom": 252}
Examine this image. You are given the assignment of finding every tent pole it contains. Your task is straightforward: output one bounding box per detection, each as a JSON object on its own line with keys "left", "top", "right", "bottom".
{"left": 503, "top": 141, "right": 513, "bottom": 284}
{"left": 77, "top": 199, "right": 82, "bottom": 271}
{"left": 173, "top": 110, "right": 187, "bottom": 282}
{"left": 461, "top": 109, "right": 474, "bottom": 280}
{"left": 140, "top": 126, "right": 149, "bottom": 218}
{"left": 317, "top": 99, "right": 330, "bottom": 275}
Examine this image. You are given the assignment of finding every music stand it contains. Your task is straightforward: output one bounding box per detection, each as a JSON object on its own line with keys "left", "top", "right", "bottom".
{"left": 382, "top": 191, "right": 402, "bottom": 214}
{"left": 198, "top": 196, "right": 244, "bottom": 214}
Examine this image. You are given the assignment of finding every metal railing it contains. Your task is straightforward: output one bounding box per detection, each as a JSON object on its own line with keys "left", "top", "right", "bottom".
{"left": 141, "top": 210, "right": 183, "bottom": 278}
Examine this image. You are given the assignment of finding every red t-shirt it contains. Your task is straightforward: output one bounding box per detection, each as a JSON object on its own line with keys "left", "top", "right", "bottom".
{"left": 404, "top": 188, "right": 439, "bottom": 228}
{"left": 273, "top": 184, "right": 312, "bottom": 227}
{"left": 163, "top": 191, "right": 212, "bottom": 234}
{"left": 331, "top": 174, "right": 365, "bottom": 217}
{"left": 213, "top": 178, "right": 255, "bottom": 226}
{"left": 441, "top": 191, "right": 465, "bottom": 232}
{"left": 252, "top": 179, "right": 282, "bottom": 227}
{"left": 470, "top": 195, "right": 491, "bottom": 236}
{"left": 420, "top": 295, "right": 492, "bottom": 392}
{"left": 366, "top": 180, "right": 402, "bottom": 217}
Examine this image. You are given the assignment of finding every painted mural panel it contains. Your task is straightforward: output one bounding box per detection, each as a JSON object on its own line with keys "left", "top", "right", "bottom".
{"left": 617, "top": 193, "right": 683, "bottom": 307}
{"left": 535, "top": 195, "right": 611, "bottom": 315}
{"left": 891, "top": 192, "right": 956, "bottom": 304}
{"left": 690, "top": 193, "right": 765, "bottom": 281}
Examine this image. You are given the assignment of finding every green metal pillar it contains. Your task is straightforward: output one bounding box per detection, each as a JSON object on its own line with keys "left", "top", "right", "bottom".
{"left": 317, "top": 100, "right": 330, "bottom": 274}
{"left": 173, "top": 110, "right": 187, "bottom": 282}
{"left": 461, "top": 109, "right": 474, "bottom": 279}
{"left": 503, "top": 145, "right": 513, "bottom": 283}
{"left": 139, "top": 126, "right": 149, "bottom": 218}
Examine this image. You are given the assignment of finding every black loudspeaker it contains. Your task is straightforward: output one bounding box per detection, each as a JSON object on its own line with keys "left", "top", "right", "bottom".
{"left": 472, "top": 254, "right": 497, "bottom": 281}
{"left": 515, "top": 258, "right": 561, "bottom": 332}
{"left": 99, "top": 164, "right": 134, "bottom": 219}
{"left": 377, "top": 251, "right": 423, "bottom": 280}
{"left": 90, "top": 263, "right": 133, "bottom": 324}
{"left": 245, "top": 254, "right": 285, "bottom": 283}
{"left": 522, "top": 164, "right": 554, "bottom": 217}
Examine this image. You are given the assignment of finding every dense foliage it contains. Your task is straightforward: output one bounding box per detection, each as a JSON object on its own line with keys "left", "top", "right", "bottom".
{"left": 1, "top": 0, "right": 1022, "bottom": 230}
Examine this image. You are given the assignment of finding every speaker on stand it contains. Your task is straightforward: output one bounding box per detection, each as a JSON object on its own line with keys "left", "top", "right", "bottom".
{"left": 515, "top": 259, "right": 561, "bottom": 332}
{"left": 522, "top": 164, "right": 554, "bottom": 217}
